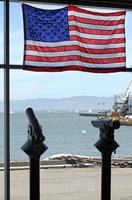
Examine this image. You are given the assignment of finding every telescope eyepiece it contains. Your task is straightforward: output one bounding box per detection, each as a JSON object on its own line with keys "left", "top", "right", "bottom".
{"left": 91, "top": 119, "right": 120, "bottom": 130}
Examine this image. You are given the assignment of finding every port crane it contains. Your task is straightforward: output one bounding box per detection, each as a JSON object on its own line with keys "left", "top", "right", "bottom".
{"left": 123, "top": 80, "right": 132, "bottom": 100}
{"left": 120, "top": 80, "right": 132, "bottom": 116}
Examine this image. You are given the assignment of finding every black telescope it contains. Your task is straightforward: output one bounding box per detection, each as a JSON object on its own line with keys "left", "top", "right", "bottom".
{"left": 26, "top": 107, "right": 45, "bottom": 142}
{"left": 92, "top": 119, "right": 120, "bottom": 200}
{"left": 91, "top": 119, "right": 120, "bottom": 130}
{"left": 21, "top": 107, "right": 48, "bottom": 200}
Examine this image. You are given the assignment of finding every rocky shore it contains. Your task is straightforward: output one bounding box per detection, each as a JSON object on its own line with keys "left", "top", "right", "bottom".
{"left": 48, "top": 154, "right": 132, "bottom": 168}
{"left": 0, "top": 154, "right": 132, "bottom": 170}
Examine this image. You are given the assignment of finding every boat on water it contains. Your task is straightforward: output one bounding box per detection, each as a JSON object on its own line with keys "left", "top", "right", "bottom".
{"left": 79, "top": 112, "right": 99, "bottom": 117}
{"left": 79, "top": 81, "right": 132, "bottom": 126}
{"left": 79, "top": 110, "right": 110, "bottom": 117}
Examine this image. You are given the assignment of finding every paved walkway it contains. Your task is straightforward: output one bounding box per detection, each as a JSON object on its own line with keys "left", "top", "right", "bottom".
{"left": 0, "top": 167, "right": 132, "bottom": 200}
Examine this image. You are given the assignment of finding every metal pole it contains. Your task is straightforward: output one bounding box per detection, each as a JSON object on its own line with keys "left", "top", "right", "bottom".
{"left": 30, "top": 158, "right": 40, "bottom": 200}
{"left": 101, "top": 152, "right": 111, "bottom": 200}
{"left": 4, "top": 0, "right": 10, "bottom": 200}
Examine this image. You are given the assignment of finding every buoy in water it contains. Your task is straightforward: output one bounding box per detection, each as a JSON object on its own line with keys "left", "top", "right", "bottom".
{"left": 81, "top": 129, "right": 87, "bottom": 135}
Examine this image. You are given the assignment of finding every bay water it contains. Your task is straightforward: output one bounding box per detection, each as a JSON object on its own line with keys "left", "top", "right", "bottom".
{"left": 0, "top": 112, "right": 132, "bottom": 161}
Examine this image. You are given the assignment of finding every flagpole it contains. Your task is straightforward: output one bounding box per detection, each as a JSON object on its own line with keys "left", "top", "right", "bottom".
{"left": 4, "top": 0, "right": 10, "bottom": 200}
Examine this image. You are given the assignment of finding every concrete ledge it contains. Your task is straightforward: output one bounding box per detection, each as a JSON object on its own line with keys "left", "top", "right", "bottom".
{"left": 0, "top": 160, "right": 94, "bottom": 171}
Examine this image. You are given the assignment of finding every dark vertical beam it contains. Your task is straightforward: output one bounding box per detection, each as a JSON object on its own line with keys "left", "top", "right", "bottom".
{"left": 4, "top": 0, "right": 10, "bottom": 200}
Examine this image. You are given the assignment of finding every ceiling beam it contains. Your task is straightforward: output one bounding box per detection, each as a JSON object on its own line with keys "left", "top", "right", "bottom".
{"left": 8, "top": 0, "right": 132, "bottom": 9}
{"left": 0, "top": 64, "right": 132, "bottom": 72}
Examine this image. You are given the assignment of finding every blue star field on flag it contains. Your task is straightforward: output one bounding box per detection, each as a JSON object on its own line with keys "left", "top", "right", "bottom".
{"left": 23, "top": 4, "right": 69, "bottom": 42}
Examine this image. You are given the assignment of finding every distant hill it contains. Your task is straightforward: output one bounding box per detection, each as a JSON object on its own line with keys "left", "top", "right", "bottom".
{"left": 0, "top": 96, "right": 114, "bottom": 112}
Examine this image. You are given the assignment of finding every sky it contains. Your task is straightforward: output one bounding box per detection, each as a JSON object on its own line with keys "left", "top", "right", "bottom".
{"left": 0, "top": 2, "right": 132, "bottom": 100}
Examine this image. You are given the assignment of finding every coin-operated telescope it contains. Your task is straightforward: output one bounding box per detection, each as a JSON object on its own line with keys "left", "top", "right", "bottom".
{"left": 21, "top": 107, "right": 48, "bottom": 157}
{"left": 21, "top": 108, "right": 48, "bottom": 200}
{"left": 92, "top": 120, "right": 120, "bottom": 154}
{"left": 91, "top": 119, "right": 120, "bottom": 200}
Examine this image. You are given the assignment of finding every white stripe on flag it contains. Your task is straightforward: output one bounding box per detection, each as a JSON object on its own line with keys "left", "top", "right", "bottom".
{"left": 69, "top": 21, "right": 124, "bottom": 31}
{"left": 70, "top": 31, "right": 125, "bottom": 40}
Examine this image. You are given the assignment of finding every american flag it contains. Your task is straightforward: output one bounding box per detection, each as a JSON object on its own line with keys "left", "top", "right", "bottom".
{"left": 22, "top": 4, "right": 126, "bottom": 73}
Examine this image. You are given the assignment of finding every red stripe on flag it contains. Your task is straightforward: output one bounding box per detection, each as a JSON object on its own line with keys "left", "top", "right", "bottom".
{"left": 69, "top": 6, "right": 126, "bottom": 17}
{"left": 25, "top": 55, "right": 125, "bottom": 64}
{"left": 24, "top": 65, "right": 125, "bottom": 73}
{"left": 70, "top": 36, "right": 125, "bottom": 45}
{"left": 69, "top": 25, "right": 125, "bottom": 35}
{"left": 69, "top": 16, "right": 125, "bottom": 26}
{"left": 26, "top": 44, "right": 125, "bottom": 55}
